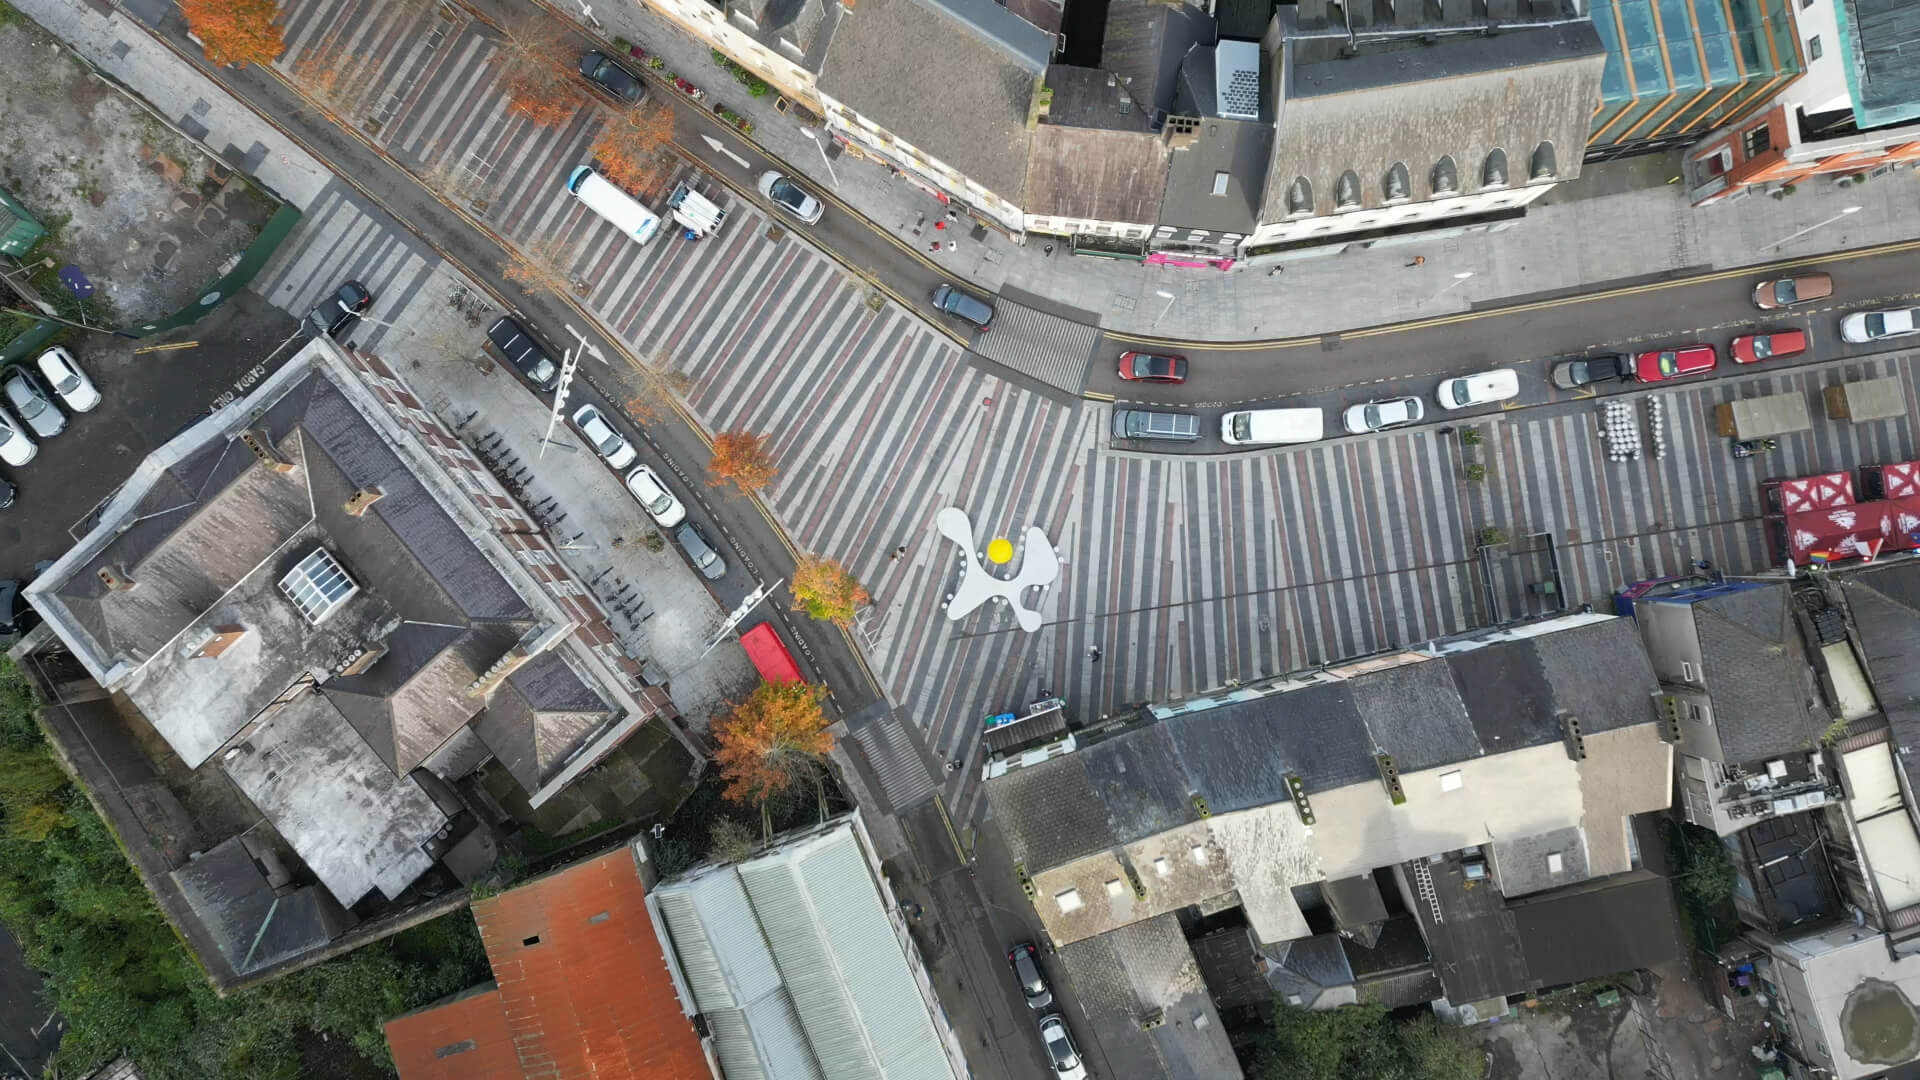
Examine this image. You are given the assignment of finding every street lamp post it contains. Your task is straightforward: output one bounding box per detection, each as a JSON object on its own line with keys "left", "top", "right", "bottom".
{"left": 1152, "top": 289, "right": 1176, "bottom": 329}
{"left": 1769, "top": 205, "right": 1861, "bottom": 250}
{"left": 800, "top": 128, "right": 839, "bottom": 188}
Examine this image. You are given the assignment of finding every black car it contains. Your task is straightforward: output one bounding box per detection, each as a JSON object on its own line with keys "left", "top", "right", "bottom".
{"left": 0, "top": 473, "right": 13, "bottom": 510}
{"left": 306, "top": 280, "right": 373, "bottom": 338}
{"left": 578, "top": 51, "right": 646, "bottom": 104}
{"left": 1550, "top": 352, "right": 1632, "bottom": 390}
{"left": 0, "top": 579, "right": 36, "bottom": 636}
{"left": 486, "top": 315, "right": 560, "bottom": 391}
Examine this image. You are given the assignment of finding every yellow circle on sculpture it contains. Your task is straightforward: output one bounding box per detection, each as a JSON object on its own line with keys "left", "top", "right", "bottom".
{"left": 986, "top": 537, "right": 1014, "bottom": 564}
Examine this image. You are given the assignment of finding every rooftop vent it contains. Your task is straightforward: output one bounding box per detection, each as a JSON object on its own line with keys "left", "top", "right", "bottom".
{"left": 239, "top": 427, "right": 294, "bottom": 473}
{"left": 1055, "top": 888, "right": 1083, "bottom": 912}
{"left": 343, "top": 486, "right": 386, "bottom": 517}
{"left": 279, "top": 548, "right": 358, "bottom": 624}
{"left": 187, "top": 624, "right": 247, "bottom": 660}
{"left": 98, "top": 565, "right": 135, "bottom": 592}
{"left": 1215, "top": 41, "right": 1262, "bottom": 121}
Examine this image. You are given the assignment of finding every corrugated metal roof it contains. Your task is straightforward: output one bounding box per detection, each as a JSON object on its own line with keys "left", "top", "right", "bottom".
{"left": 655, "top": 820, "right": 960, "bottom": 1080}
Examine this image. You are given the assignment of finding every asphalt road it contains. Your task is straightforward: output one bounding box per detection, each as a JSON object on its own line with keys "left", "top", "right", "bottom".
{"left": 1095, "top": 244, "right": 1920, "bottom": 451}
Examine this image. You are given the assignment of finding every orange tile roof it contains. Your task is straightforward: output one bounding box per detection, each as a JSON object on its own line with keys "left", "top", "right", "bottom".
{"left": 387, "top": 848, "right": 710, "bottom": 1080}
{"left": 385, "top": 985, "right": 520, "bottom": 1080}
{"left": 476, "top": 848, "right": 710, "bottom": 1080}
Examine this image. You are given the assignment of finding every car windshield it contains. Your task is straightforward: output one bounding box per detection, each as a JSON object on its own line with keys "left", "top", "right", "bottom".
{"left": 1449, "top": 381, "right": 1472, "bottom": 406}
{"left": 1774, "top": 281, "right": 1797, "bottom": 305}
{"left": 6, "top": 380, "right": 45, "bottom": 417}
{"left": 1752, "top": 337, "right": 1774, "bottom": 360}
{"left": 49, "top": 368, "right": 79, "bottom": 392}
{"left": 529, "top": 357, "right": 556, "bottom": 382}
{"left": 1866, "top": 314, "right": 1888, "bottom": 336}
{"left": 1362, "top": 405, "right": 1382, "bottom": 427}
{"left": 1658, "top": 352, "right": 1677, "bottom": 375}
{"left": 770, "top": 179, "right": 804, "bottom": 206}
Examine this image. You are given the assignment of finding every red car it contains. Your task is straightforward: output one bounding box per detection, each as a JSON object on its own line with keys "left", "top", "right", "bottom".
{"left": 1117, "top": 352, "right": 1189, "bottom": 384}
{"left": 1634, "top": 344, "right": 1717, "bottom": 382}
{"left": 1731, "top": 329, "right": 1808, "bottom": 364}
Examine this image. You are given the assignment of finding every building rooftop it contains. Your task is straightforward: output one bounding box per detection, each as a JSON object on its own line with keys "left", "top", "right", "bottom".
{"left": 817, "top": 0, "right": 1044, "bottom": 201}
{"left": 1684, "top": 584, "right": 1829, "bottom": 764}
{"left": 651, "top": 814, "right": 962, "bottom": 1080}
{"left": 1101, "top": 0, "right": 1216, "bottom": 121}
{"left": 1841, "top": 0, "right": 1920, "bottom": 129}
{"left": 1054, "top": 913, "right": 1243, "bottom": 1080}
{"left": 170, "top": 836, "right": 353, "bottom": 976}
{"left": 1262, "top": 17, "right": 1606, "bottom": 219}
{"left": 1159, "top": 109, "right": 1272, "bottom": 235}
{"left": 727, "top": 0, "right": 842, "bottom": 75}
{"left": 1027, "top": 70, "right": 1168, "bottom": 225}
{"left": 385, "top": 848, "right": 710, "bottom": 1080}
{"left": 1837, "top": 562, "right": 1920, "bottom": 791}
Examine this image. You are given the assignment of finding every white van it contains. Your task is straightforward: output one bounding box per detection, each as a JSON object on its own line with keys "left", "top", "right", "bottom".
{"left": 567, "top": 166, "right": 660, "bottom": 245}
{"left": 1221, "top": 408, "right": 1324, "bottom": 446}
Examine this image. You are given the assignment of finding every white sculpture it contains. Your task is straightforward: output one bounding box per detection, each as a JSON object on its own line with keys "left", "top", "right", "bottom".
{"left": 935, "top": 507, "right": 1059, "bottom": 633}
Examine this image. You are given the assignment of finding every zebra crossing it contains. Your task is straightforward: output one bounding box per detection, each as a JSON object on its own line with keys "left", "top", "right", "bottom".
{"left": 264, "top": 0, "right": 1920, "bottom": 829}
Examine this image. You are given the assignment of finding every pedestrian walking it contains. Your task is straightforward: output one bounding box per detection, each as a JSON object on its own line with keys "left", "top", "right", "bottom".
{"left": 1406, "top": 255, "right": 1426, "bottom": 267}
{"left": 930, "top": 241, "right": 942, "bottom": 252}
{"left": 934, "top": 220, "right": 946, "bottom": 231}
{"left": 1267, "top": 266, "right": 1283, "bottom": 277}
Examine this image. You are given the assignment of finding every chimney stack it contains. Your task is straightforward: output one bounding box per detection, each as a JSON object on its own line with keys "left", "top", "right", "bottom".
{"left": 343, "top": 486, "right": 386, "bottom": 517}
{"left": 189, "top": 625, "right": 248, "bottom": 660}
{"left": 238, "top": 428, "right": 294, "bottom": 473}
{"left": 98, "top": 565, "right": 136, "bottom": 592}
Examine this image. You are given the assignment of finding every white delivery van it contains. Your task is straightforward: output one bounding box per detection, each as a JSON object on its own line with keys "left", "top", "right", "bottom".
{"left": 1220, "top": 407, "right": 1325, "bottom": 446}
{"left": 667, "top": 180, "right": 728, "bottom": 239}
{"left": 567, "top": 166, "right": 660, "bottom": 245}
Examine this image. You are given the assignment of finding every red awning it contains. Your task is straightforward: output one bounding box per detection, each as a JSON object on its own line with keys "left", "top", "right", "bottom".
{"left": 1774, "top": 472, "right": 1856, "bottom": 513}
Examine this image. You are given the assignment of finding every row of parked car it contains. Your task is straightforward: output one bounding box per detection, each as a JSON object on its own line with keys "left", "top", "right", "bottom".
{"left": 485, "top": 313, "right": 730, "bottom": 581}
{"left": 1007, "top": 942, "right": 1087, "bottom": 1079}
{"left": 0, "top": 348, "right": 102, "bottom": 488}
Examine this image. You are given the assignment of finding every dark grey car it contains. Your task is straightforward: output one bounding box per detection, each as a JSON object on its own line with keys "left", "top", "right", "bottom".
{"left": 487, "top": 316, "right": 560, "bottom": 391}
{"left": 578, "top": 51, "right": 646, "bottom": 103}
{"left": 932, "top": 284, "right": 994, "bottom": 330}
{"left": 675, "top": 522, "right": 728, "bottom": 580}
{"left": 1549, "top": 353, "right": 1632, "bottom": 390}
{"left": 1008, "top": 943, "right": 1053, "bottom": 1010}
{"left": 306, "top": 280, "right": 372, "bottom": 339}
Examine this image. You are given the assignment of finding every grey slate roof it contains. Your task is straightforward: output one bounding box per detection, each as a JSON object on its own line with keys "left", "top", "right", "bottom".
{"left": 1844, "top": 0, "right": 1920, "bottom": 128}
{"left": 171, "top": 836, "right": 353, "bottom": 974}
{"left": 989, "top": 617, "right": 1662, "bottom": 877}
{"left": 730, "top": 0, "right": 842, "bottom": 75}
{"left": 1835, "top": 563, "right": 1920, "bottom": 793}
{"left": 1689, "top": 585, "right": 1827, "bottom": 764}
{"left": 817, "top": 0, "right": 1043, "bottom": 201}
{"left": 1261, "top": 18, "right": 1606, "bottom": 220}
{"left": 1262, "top": 933, "right": 1355, "bottom": 1009}
{"left": 1055, "top": 913, "right": 1243, "bottom": 1080}
{"left": 1158, "top": 115, "right": 1271, "bottom": 234}
{"left": 322, "top": 621, "right": 521, "bottom": 774}
{"left": 475, "top": 650, "right": 617, "bottom": 795}
{"left": 1508, "top": 869, "right": 1683, "bottom": 988}
{"left": 1102, "top": 0, "right": 1216, "bottom": 119}
{"left": 1027, "top": 69, "right": 1168, "bottom": 224}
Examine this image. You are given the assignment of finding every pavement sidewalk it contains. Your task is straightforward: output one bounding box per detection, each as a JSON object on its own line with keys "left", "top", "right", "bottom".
{"left": 573, "top": 1, "right": 1920, "bottom": 341}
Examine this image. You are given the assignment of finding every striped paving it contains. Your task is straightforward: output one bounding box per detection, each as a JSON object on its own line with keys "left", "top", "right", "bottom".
{"left": 251, "top": 179, "right": 445, "bottom": 349}
{"left": 263, "top": 0, "right": 1920, "bottom": 828}
{"left": 968, "top": 298, "right": 1101, "bottom": 395}
{"left": 847, "top": 714, "right": 940, "bottom": 813}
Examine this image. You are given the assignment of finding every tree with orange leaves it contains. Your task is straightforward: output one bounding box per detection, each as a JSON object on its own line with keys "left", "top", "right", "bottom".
{"left": 712, "top": 680, "right": 832, "bottom": 834}
{"left": 591, "top": 101, "right": 676, "bottom": 193}
{"left": 495, "top": 20, "right": 583, "bottom": 128}
{"left": 709, "top": 431, "right": 777, "bottom": 493}
{"left": 791, "top": 556, "right": 869, "bottom": 626}
{"left": 181, "top": 0, "right": 286, "bottom": 68}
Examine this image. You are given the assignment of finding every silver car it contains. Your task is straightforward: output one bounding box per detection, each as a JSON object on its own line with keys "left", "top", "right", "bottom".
{"left": 0, "top": 409, "right": 34, "bottom": 467}
{"left": 757, "top": 171, "right": 824, "bottom": 225}
{"left": 3, "top": 368, "right": 64, "bottom": 438}
{"left": 571, "top": 404, "right": 637, "bottom": 469}
{"left": 1342, "top": 396, "right": 1426, "bottom": 434}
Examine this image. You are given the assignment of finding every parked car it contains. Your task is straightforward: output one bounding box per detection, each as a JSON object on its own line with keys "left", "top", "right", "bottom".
{"left": 36, "top": 347, "right": 99, "bottom": 413}
{"left": 0, "top": 409, "right": 35, "bottom": 467}
{"left": 1111, "top": 408, "right": 1200, "bottom": 442}
{"left": 757, "top": 171, "right": 824, "bottom": 225}
{"left": 1008, "top": 943, "right": 1054, "bottom": 1010}
{"left": 0, "top": 579, "right": 36, "bottom": 636}
{"left": 305, "top": 280, "right": 372, "bottom": 338}
{"left": 2, "top": 367, "right": 64, "bottom": 438}
{"left": 1037, "top": 1015, "right": 1087, "bottom": 1080}
{"left": 578, "top": 51, "right": 646, "bottom": 103}
{"left": 1116, "top": 351, "right": 1188, "bottom": 384}
{"left": 571, "top": 404, "right": 637, "bottom": 469}
{"left": 625, "top": 464, "right": 687, "bottom": 528}
{"left": 1549, "top": 353, "right": 1632, "bottom": 390}
{"left": 675, "top": 522, "right": 727, "bottom": 580}
{"left": 1752, "top": 273, "right": 1833, "bottom": 310}
{"left": 487, "top": 315, "right": 560, "bottom": 391}
{"left": 932, "top": 284, "right": 994, "bottom": 330}
{"left": 1633, "top": 344, "right": 1717, "bottom": 382}
{"left": 1731, "top": 329, "right": 1809, "bottom": 364}
{"left": 1435, "top": 369, "right": 1519, "bottom": 410}
{"left": 1841, "top": 307, "right": 1920, "bottom": 344}
{"left": 1342, "top": 396, "right": 1425, "bottom": 434}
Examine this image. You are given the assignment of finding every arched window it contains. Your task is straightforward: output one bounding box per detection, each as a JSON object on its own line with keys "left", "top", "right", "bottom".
{"left": 1530, "top": 142, "right": 1556, "bottom": 181}
{"left": 1335, "top": 170, "right": 1361, "bottom": 209}
{"left": 1286, "top": 176, "right": 1313, "bottom": 216}
{"left": 1383, "top": 162, "right": 1410, "bottom": 203}
{"left": 1429, "top": 155, "right": 1458, "bottom": 195}
{"left": 1482, "top": 148, "right": 1508, "bottom": 188}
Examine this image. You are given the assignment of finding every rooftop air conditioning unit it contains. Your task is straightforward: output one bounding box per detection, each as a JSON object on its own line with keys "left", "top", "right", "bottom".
{"left": 1215, "top": 41, "right": 1262, "bottom": 121}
